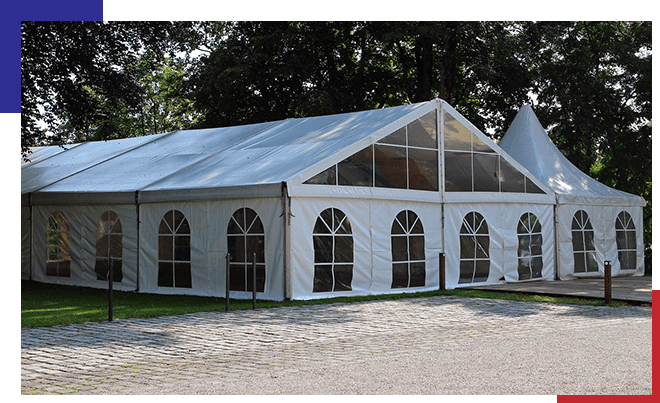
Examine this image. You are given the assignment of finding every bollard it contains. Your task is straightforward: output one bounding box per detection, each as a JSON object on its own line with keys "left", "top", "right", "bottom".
{"left": 439, "top": 253, "right": 446, "bottom": 291}
{"left": 225, "top": 253, "right": 231, "bottom": 312}
{"left": 604, "top": 260, "right": 612, "bottom": 304}
{"left": 252, "top": 253, "right": 257, "bottom": 310}
{"left": 108, "top": 256, "right": 114, "bottom": 322}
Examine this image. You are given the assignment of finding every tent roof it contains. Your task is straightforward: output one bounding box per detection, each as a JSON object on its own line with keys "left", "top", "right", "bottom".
{"left": 22, "top": 101, "right": 433, "bottom": 204}
{"left": 499, "top": 105, "right": 645, "bottom": 207}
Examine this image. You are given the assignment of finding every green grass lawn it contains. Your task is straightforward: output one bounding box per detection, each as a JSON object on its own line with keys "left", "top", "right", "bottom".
{"left": 21, "top": 280, "right": 626, "bottom": 328}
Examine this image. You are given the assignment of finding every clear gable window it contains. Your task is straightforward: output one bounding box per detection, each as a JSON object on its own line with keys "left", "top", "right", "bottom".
{"left": 444, "top": 111, "right": 545, "bottom": 194}
{"left": 571, "top": 210, "right": 598, "bottom": 273}
{"left": 459, "top": 212, "right": 490, "bottom": 283}
{"left": 305, "top": 110, "right": 438, "bottom": 191}
{"left": 615, "top": 211, "right": 637, "bottom": 271}
{"left": 517, "top": 212, "right": 543, "bottom": 280}
{"left": 94, "top": 211, "right": 123, "bottom": 282}
{"left": 391, "top": 210, "right": 426, "bottom": 288}
{"left": 46, "top": 211, "right": 71, "bottom": 277}
{"left": 227, "top": 207, "right": 266, "bottom": 292}
{"left": 313, "top": 208, "right": 353, "bottom": 292}
{"left": 158, "top": 210, "right": 192, "bottom": 288}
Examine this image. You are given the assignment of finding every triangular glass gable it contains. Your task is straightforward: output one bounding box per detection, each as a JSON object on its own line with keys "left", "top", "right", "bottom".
{"left": 443, "top": 111, "right": 545, "bottom": 194}
{"left": 305, "top": 110, "right": 439, "bottom": 191}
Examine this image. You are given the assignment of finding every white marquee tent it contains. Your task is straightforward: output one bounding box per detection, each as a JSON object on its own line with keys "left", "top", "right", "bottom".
{"left": 21, "top": 99, "right": 645, "bottom": 301}
{"left": 499, "top": 105, "right": 646, "bottom": 280}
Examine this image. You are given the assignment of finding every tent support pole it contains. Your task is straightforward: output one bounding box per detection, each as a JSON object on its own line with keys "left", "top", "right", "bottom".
{"left": 553, "top": 202, "right": 559, "bottom": 281}
{"left": 282, "top": 182, "right": 291, "bottom": 301}
{"left": 135, "top": 190, "right": 141, "bottom": 292}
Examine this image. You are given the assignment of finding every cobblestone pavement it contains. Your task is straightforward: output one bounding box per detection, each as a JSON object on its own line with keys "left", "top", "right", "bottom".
{"left": 21, "top": 296, "right": 652, "bottom": 395}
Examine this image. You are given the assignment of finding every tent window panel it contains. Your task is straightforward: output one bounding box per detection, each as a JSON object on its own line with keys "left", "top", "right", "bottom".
{"left": 333, "top": 265, "right": 353, "bottom": 291}
{"left": 571, "top": 211, "right": 597, "bottom": 274}
{"left": 390, "top": 210, "right": 426, "bottom": 289}
{"left": 409, "top": 262, "right": 426, "bottom": 287}
{"left": 158, "top": 262, "right": 174, "bottom": 287}
{"left": 227, "top": 208, "right": 267, "bottom": 292}
{"left": 616, "top": 211, "right": 636, "bottom": 271}
{"left": 499, "top": 158, "right": 526, "bottom": 193}
{"left": 304, "top": 165, "right": 337, "bottom": 185}
{"left": 174, "top": 262, "right": 192, "bottom": 288}
{"left": 337, "top": 146, "right": 373, "bottom": 187}
{"left": 472, "top": 153, "right": 500, "bottom": 192}
{"left": 443, "top": 112, "right": 472, "bottom": 151}
{"left": 471, "top": 133, "right": 495, "bottom": 153}
{"left": 313, "top": 208, "right": 353, "bottom": 292}
{"left": 459, "top": 212, "right": 490, "bottom": 284}
{"left": 525, "top": 177, "right": 546, "bottom": 194}
{"left": 517, "top": 213, "right": 543, "bottom": 280}
{"left": 95, "top": 211, "right": 123, "bottom": 282}
{"left": 46, "top": 211, "right": 71, "bottom": 278}
{"left": 407, "top": 111, "right": 437, "bottom": 149}
{"left": 229, "top": 263, "right": 246, "bottom": 291}
{"left": 374, "top": 144, "right": 407, "bottom": 189}
{"left": 444, "top": 151, "right": 472, "bottom": 192}
{"left": 391, "top": 263, "right": 409, "bottom": 288}
{"left": 158, "top": 210, "right": 192, "bottom": 288}
{"left": 378, "top": 127, "right": 406, "bottom": 146}
{"left": 408, "top": 148, "right": 438, "bottom": 191}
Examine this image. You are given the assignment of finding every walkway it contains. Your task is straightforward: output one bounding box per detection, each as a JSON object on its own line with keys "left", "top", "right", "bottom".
{"left": 21, "top": 295, "right": 652, "bottom": 395}
{"left": 464, "top": 276, "right": 652, "bottom": 304}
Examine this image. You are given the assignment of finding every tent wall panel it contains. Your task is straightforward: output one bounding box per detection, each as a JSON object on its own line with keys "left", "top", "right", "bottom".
{"left": 444, "top": 202, "right": 555, "bottom": 288}
{"left": 556, "top": 203, "right": 644, "bottom": 280}
{"left": 288, "top": 197, "right": 442, "bottom": 300}
{"left": 31, "top": 204, "right": 138, "bottom": 291}
{"left": 138, "top": 198, "right": 284, "bottom": 300}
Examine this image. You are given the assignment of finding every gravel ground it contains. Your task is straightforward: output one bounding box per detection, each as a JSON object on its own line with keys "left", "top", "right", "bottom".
{"left": 21, "top": 296, "right": 652, "bottom": 395}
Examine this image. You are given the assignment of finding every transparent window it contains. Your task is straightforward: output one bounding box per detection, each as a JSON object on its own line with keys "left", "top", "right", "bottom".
{"left": 571, "top": 210, "right": 598, "bottom": 273}
{"left": 338, "top": 145, "right": 373, "bottom": 187}
{"left": 46, "top": 211, "right": 71, "bottom": 277}
{"left": 313, "top": 208, "right": 353, "bottom": 292}
{"left": 374, "top": 144, "right": 408, "bottom": 189}
{"left": 158, "top": 210, "right": 192, "bottom": 288}
{"left": 94, "top": 211, "right": 123, "bottom": 282}
{"left": 306, "top": 111, "right": 439, "bottom": 192}
{"left": 517, "top": 212, "right": 543, "bottom": 280}
{"left": 443, "top": 110, "right": 545, "bottom": 195}
{"left": 228, "top": 207, "right": 266, "bottom": 292}
{"left": 616, "top": 211, "right": 636, "bottom": 271}
{"left": 391, "top": 210, "right": 425, "bottom": 288}
{"left": 459, "top": 212, "right": 490, "bottom": 283}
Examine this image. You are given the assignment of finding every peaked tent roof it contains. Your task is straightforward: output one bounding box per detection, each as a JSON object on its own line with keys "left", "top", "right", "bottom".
{"left": 22, "top": 102, "right": 433, "bottom": 205}
{"left": 499, "top": 105, "right": 645, "bottom": 207}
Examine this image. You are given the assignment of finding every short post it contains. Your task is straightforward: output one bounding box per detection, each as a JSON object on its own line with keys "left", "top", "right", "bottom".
{"left": 108, "top": 256, "right": 114, "bottom": 322}
{"left": 439, "top": 253, "right": 446, "bottom": 291}
{"left": 225, "top": 253, "right": 231, "bottom": 312}
{"left": 252, "top": 252, "right": 257, "bottom": 310}
{"left": 604, "top": 260, "right": 612, "bottom": 304}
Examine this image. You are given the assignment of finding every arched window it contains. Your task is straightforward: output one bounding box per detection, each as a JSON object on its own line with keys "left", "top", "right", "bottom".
{"left": 227, "top": 207, "right": 266, "bottom": 292}
{"left": 391, "top": 210, "right": 425, "bottom": 288}
{"left": 616, "top": 211, "right": 637, "bottom": 271}
{"left": 46, "top": 211, "right": 71, "bottom": 277}
{"left": 459, "top": 212, "right": 489, "bottom": 283}
{"left": 158, "top": 210, "right": 191, "bottom": 288}
{"left": 571, "top": 210, "right": 597, "bottom": 273}
{"left": 517, "top": 212, "right": 543, "bottom": 280}
{"left": 94, "top": 211, "right": 123, "bottom": 282}
{"left": 313, "top": 208, "right": 353, "bottom": 292}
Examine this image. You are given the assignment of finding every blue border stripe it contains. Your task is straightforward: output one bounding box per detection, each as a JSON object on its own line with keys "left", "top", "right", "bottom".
{"left": 0, "top": 1, "right": 104, "bottom": 113}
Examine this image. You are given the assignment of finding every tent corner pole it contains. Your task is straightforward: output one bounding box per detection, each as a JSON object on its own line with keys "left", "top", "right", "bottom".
{"left": 282, "top": 181, "right": 291, "bottom": 301}
{"left": 135, "top": 190, "right": 141, "bottom": 292}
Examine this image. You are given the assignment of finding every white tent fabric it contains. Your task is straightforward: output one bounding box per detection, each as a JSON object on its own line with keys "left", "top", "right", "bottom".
{"left": 500, "top": 105, "right": 645, "bottom": 279}
{"left": 21, "top": 99, "right": 646, "bottom": 300}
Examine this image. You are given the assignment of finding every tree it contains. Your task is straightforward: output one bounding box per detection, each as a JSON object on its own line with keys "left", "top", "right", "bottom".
{"left": 21, "top": 21, "right": 204, "bottom": 159}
